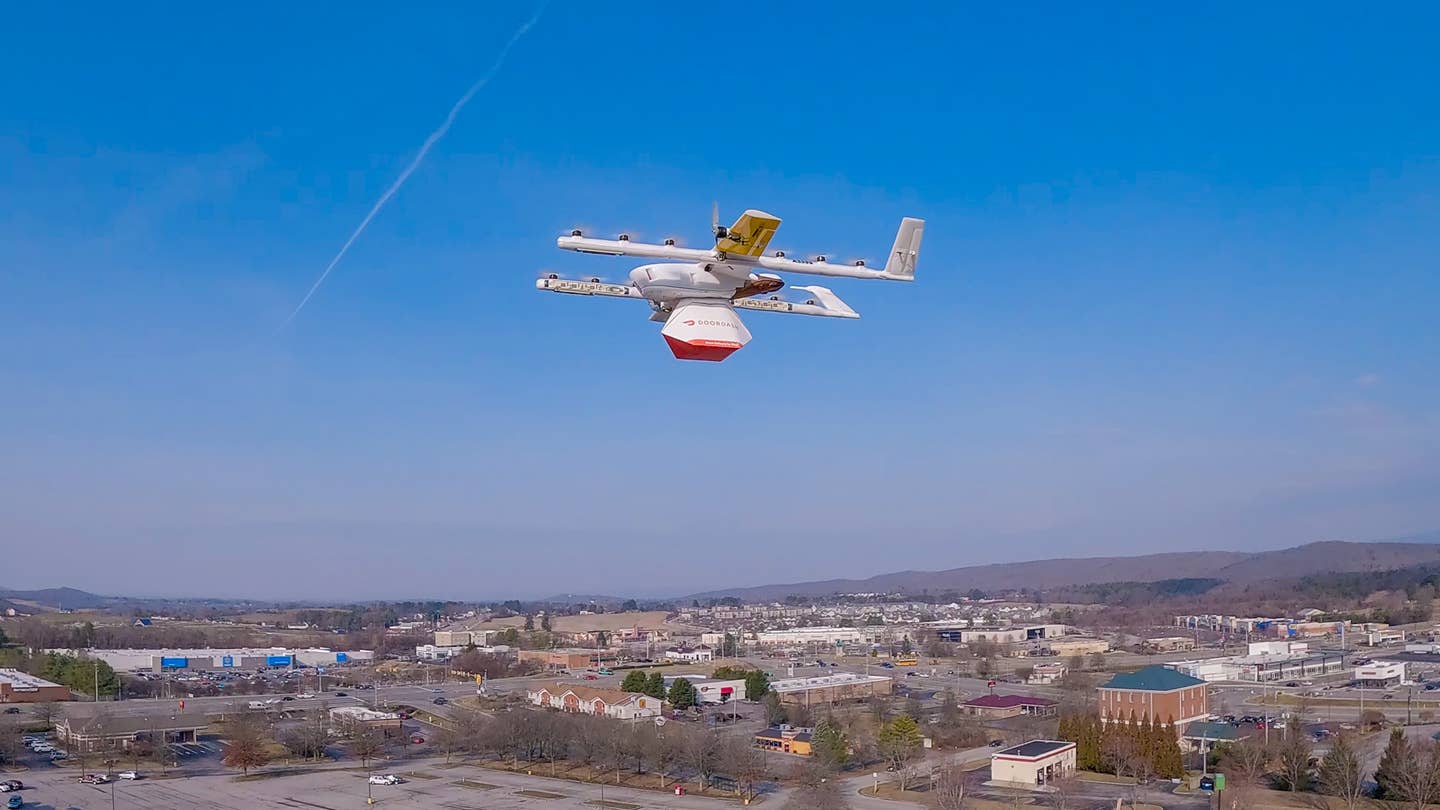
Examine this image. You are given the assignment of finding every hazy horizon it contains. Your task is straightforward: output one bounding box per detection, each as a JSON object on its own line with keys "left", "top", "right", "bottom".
{"left": 4, "top": 5, "right": 1438, "bottom": 601}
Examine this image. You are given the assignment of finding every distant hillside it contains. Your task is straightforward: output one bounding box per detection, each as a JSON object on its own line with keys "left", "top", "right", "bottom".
{"left": 0, "top": 586, "right": 111, "bottom": 610}
{"left": 688, "top": 540, "right": 1440, "bottom": 602}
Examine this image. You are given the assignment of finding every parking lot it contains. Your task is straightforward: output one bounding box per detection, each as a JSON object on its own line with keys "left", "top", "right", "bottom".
{"left": 6, "top": 757, "right": 745, "bottom": 810}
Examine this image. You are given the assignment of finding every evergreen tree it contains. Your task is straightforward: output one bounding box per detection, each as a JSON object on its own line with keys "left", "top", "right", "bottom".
{"left": 744, "top": 669, "right": 771, "bottom": 701}
{"left": 620, "top": 670, "right": 648, "bottom": 693}
{"left": 1152, "top": 716, "right": 1183, "bottom": 778}
{"left": 1375, "top": 727, "right": 1410, "bottom": 799}
{"left": 811, "top": 717, "right": 851, "bottom": 769}
{"left": 644, "top": 671, "right": 667, "bottom": 699}
{"left": 524, "top": 614, "right": 534, "bottom": 631}
{"left": 668, "top": 677, "right": 699, "bottom": 710}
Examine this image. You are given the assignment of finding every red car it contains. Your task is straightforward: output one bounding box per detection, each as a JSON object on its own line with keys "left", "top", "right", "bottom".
{"left": 411, "top": 735, "right": 425, "bottom": 744}
{"left": 584, "top": 674, "right": 598, "bottom": 680}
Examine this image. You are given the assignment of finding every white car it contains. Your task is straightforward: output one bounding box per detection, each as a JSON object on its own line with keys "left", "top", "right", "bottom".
{"left": 118, "top": 771, "right": 140, "bottom": 780}
{"left": 296, "top": 693, "right": 316, "bottom": 699}
{"left": 368, "top": 774, "right": 401, "bottom": 785}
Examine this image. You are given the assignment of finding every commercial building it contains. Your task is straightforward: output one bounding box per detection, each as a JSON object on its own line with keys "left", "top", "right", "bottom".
{"left": 664, "top": 645, "right": 714, "bottom": 663}
{"left": 415, "top": 644, "right": 463, "bottom": 661}
{"left": 1099, "top": 666, "right": 1208, "bottom": 735}
{"left": 754, "top": 725, "right": 813, "bottom": 756}
{"left": 1181, "top": 720, "right": 1248, "bottom": 754}
{"left": 755, "top": 627, "right": 868, "bottom": 647}
{"left": 527, "top": 683, "right": 663, "bottom": 720}
{"left": 1354, "top": 661, "right": 1406, "bottom": 686}
{"left": 55, "top": 709, "right": 208, "bottom": 753}
{"left": 1048, "top": 638, "right": 1110, "bottom": 657}
{"left": 518, "top": 649, "right": 596, "bottom": 671}
{"left": 47, "top": 647, "right": 372, "bottom": 672}
{"left": 664, "top": 676, "right": 747, "bottom": 704}
{"left": 962, "top": 694, "right": 1058, "bottom": 719}
{"left": 0, "top": 669, "right": 71, "bottom": 703}
{"left": 990, "top": 740, "right": 1076, "bottom": 787}
{"left": 1027, "top": 662, "right": 1067, "bottom": 685}
{"left": 770, "top": 673, "right": 892, "bottom": 706}
{"left": 329, "top": 706, "right": 403, "bottom": 735}
{"left": 1168, "top": 642, "right": 1346, "bottom": 683}
{"left": 1143, "top": 637, "right": 1196, "bottom": 653}
{"left": 932, "top": 624, "right": 1067, "bottom": 645}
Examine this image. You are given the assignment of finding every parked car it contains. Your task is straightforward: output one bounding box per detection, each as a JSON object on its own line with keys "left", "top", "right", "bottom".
{"left": 1199, "top": 775, "right": 1215, "bottom": 792}
{"left": 989, "top": 739, "right": 1005, "bottom": 747}
{"left": 1, "top": 708, "right": 18, "bottom": 715}
{"left": 410, "top": 735, "right": 425, "bottom": 744}
{"left": 118, "top": 771, "right": 140, "bottom": 780}
{"left": 368, "top": 774, "right": 402, "bottom": 785}
{"left": 6, "top": 794, "right": 21, "bottom": 809}
{"left": 432, "top": 697, "right": 448, "bottom": 705}
{"left": 0, "top": 781, "right": 20, "bottom": 793}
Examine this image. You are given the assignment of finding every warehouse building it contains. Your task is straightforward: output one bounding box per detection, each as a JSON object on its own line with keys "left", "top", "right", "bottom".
{"left": 1168, "top": 642, "right": 1346, "bottom": 683}
{"left": 0, "top": 669, "right": 71, "bottom": 703}
{"left": 990, "top": 740, "right": 1076, "bottom": 787}
{"left": 770, "top": 672, "right": 892, "bottom": 706}
{"left": 45, "top": 647, "right": 372, "bottom": 672}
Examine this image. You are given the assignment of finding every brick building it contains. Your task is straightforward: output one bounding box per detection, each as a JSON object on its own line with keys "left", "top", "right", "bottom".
{"left": 962, "top": 693, "right": 1058, "bottom": 718}
{"left": 1098, "top": 666, "right": 1207, "bottom": 736}
{"left": 0, "top": 669, "right": 71, "bottom": 703}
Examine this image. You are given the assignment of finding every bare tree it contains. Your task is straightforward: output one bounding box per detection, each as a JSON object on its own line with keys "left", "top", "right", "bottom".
{"left": 222, "top": 712, "right": 271, "bottom": 776}
{"left": 1275, "top": 724, "right": 1312, "bottom": 792}
{"left": 349, "top": 725, "right": 386, "bottom": 769}
{"left": 651, "top": 728, "right": 678, "bottom": 788}
{"left": 1219, "top": 736, "right": 1272, "bottom": 787}
{"left": 1317, "top": 733, "right": 1367, "bottom": 810}
{"left": 722, "top": 735, "right": 768, "bottom": 802}
{"left": 783, "top": 761, "right": 850, "bottom": 810}
{"left": 1387, "top": 739, "right": 1440, "bottom": 810}
{"left": 680, "top": 727, "right": 723, "bottom": 789}
{"left": 933, "top": 765, "right": 968, "bottom": 810}
{"left": 1100, "top": 732, "right": 1138, "bottom": 781}
{"left": 1047, "top": 774, "right": 1082, "bottom": 810}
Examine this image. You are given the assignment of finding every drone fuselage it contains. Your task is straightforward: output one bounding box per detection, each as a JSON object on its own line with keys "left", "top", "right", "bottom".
{"left": 628, "top": 263, "right": 757, "bottom": 306}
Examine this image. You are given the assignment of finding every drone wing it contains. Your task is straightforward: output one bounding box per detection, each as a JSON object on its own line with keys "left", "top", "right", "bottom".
{"left": 716, "top": 209, "right": 782, "bottom": 257}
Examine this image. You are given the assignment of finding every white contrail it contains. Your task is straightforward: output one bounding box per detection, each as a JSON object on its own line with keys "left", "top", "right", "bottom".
{"left": 282, "top": 3, "right": 548, "bottom": 327}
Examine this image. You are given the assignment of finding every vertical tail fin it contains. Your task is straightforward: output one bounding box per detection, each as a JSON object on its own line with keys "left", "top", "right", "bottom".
{"left": 883, "top": 217, "right": 924, "bottom": 279}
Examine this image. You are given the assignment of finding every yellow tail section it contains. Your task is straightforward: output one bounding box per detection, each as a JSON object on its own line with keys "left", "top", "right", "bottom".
{"left": 716, "top": 209, "right": 781, "bottom": 257}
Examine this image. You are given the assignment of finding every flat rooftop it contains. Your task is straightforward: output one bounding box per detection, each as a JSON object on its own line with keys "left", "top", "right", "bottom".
{"left": 0, "top": 668, "right": 64, "bottom": 689}
{"left": 771, "top": 673, "right": 891, "bottom": 692}
{"left": 996, "top": 740, "right": 1075, "bottom": 759}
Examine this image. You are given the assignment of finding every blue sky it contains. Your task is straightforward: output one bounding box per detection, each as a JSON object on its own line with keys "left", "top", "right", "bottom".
{"left": 2, "top": 3, "right": 1437, "bottom": 600}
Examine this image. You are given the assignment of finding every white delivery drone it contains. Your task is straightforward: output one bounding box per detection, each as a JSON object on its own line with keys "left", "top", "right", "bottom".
{"left": 536, "top": 205, "right": 924, "bottom": 361}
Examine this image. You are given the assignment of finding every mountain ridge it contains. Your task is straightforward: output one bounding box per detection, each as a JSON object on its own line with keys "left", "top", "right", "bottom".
{"left": 687, "top": 538, "right": 1440, "bottom": 602}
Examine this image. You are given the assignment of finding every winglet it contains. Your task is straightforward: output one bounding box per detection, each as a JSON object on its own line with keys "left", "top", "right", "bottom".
{"left": 882, "top": 217, "right": 924, "bottom": 280}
